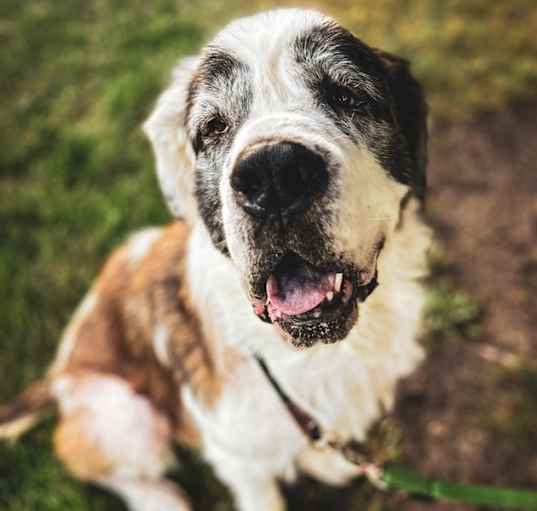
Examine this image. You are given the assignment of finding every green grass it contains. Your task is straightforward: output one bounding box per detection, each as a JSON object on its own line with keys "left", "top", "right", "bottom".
{"left": 0, "top": 422, "right": 123, "bottom": 511}
{"left": 423, "top": 250, "right": 481, "bottom": 343}
{"left": 0, "top": 5, "right": 203, "bottom": 506}
{"left": 0, "top": 0, "right": 202, "bottom": 399}
{"left": 0, "top": 1, "right": 535, "bottom": 509}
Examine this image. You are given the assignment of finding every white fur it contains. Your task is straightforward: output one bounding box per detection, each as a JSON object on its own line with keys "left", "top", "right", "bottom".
{"left": 153, "top": 323, "right": 172, "bottom": 367}
{"left": 101, "top": 478, "right": 192, "bottom": 511}
{"left": 52, "top": 374, "right": 174, "bottom": 480}
{"left": 331, "top": 144, "right": 410, "bottom": 269}
{"left": 143, "top": 57, "right": 199, "bottom": 221}
{"left": 212, "top": 9, "right": 325, "bottom": 61}
{"left": 127, "top": 227, "right": 163, "bottom": 266}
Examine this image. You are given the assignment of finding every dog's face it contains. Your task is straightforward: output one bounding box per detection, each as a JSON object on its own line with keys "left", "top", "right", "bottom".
{"left": 144, "top": 9, "right": 427, "bottom": 348}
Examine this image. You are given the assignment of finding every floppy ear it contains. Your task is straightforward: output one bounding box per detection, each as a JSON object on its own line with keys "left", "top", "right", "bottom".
{"left": 376, "top": 50, "right": 428, "bottom": 199}
{"left": 143, "top": 56, "right": 199, "bottom": 220}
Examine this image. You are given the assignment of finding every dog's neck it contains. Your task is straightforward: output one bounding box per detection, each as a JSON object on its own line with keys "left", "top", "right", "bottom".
{"left": 185, "top": 206, "right": 431, "bottom": 436}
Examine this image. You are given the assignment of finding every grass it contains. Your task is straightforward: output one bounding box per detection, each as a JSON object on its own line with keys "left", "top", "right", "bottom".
{"left": 424, "top": 249, "right": 481, "bottom": 343}
{"left": 0, "top": 0, "right": 535, "bottom": 509}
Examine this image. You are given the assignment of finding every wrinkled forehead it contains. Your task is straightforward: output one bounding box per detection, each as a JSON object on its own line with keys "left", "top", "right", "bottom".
{"left": 187, "top": 10, "right": 388, "bottom": 117}
{"left": 210, "top": 9, "right": 326, "bottom": 65}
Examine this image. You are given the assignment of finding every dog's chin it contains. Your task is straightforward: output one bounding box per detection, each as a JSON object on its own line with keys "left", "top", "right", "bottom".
{"left": 248, "top": 252, "right": 378, "bottom": 349}
{"left": 272, "top": 299, "right": 359, "bottom": 348}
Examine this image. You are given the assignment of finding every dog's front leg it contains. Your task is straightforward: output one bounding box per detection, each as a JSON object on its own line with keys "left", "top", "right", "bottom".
{"left": 209, "top": 452, "right": 286, "bottom": 511}
{"left": 219, "top": 469, "right": 285, "bottom": 511}
{"left": 100, "top": 478, "right": 192, "bottom": 511}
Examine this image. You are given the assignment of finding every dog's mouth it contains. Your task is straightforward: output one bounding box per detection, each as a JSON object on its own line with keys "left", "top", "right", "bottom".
{"left": 251, "top": 252, "right": 378, "bottom": 347}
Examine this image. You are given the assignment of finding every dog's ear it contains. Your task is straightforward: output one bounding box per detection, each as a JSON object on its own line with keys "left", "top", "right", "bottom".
{"left": 376, "top": 50, "right": 428, "bottom": 199}
{"left": 143, "top": 56, "right": 199, "bottom": 220}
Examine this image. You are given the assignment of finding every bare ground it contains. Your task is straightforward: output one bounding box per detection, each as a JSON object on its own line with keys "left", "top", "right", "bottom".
{"left": 393, "top": 106, "right": 537, "bottom": 510}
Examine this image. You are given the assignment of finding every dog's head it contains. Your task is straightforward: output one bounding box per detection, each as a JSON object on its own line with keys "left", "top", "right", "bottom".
{"left": 144, "top": 9, "right": 428, "bottom": 348}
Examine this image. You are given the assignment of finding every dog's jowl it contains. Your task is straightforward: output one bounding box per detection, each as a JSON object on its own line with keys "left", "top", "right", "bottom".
{"left": 0, "top": 9, "right": 431, "bottom": 511}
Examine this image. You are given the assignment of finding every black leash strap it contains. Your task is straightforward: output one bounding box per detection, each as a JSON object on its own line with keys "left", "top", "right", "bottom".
{"left": 255, "top": 355, "right": 323, "bottom": 442}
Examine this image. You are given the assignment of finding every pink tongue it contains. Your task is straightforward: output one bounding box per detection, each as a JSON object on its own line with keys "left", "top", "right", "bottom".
{"left": 267, "top": 273, "right": 333, "bottom": 316}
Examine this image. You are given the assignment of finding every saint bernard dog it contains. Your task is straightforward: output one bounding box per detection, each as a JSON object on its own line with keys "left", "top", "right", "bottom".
{"left": 0, "top": 9, "right": 432, "bottom": 511}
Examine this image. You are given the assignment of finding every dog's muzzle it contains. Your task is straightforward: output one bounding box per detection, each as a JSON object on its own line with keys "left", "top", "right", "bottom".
{"left": 230, "top": 141, "right": 329, "bottom": 218}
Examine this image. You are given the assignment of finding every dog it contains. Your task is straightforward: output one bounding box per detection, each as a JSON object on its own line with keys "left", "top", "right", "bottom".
{"left": 0, "top": 8, "right": 431, "bottom": 511}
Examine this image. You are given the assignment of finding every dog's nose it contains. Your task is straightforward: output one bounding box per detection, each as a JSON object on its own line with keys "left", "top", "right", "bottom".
{"left": 231, "top": 142, "right": 329, "bottom": 218}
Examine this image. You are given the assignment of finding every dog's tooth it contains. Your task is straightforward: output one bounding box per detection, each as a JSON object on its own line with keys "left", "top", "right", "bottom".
{"left": 314, "top": 310, "right": 322, "bottom": 318}
{"left": 326, "top": 291, "right": 334, "bottom": 302}
{"left": 334, "top": 273, "right": 343, "bottom": 293}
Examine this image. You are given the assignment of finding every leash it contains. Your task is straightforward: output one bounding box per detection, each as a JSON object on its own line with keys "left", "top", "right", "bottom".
{"left": 255, "top": 355, "right": 537, "bottom": 509}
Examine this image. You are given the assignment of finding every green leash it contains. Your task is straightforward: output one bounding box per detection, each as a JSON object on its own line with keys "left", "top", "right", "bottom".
{"left": 255, "top": 355, "right": 537, "bottom": 509}
{"left": 381, "top": 463, "right": 537, "bottom": 509}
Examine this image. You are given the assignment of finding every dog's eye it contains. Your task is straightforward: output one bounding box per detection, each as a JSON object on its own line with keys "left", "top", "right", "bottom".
{"left": 328, "top": 85, "right": 362, "bottom": 112}
{"left": 192, "top": 116, "right": 230, "bottom": 154}
{"left": 201, "top": 116, "right": 229, "bottom": 138}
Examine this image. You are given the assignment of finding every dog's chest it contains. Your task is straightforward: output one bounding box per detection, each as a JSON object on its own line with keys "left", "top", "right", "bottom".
{"left": 187, "top": 358, "right": 305, "bottom": 466}
{"left": 183, "top": 342, "right": 385, "bottom": 473}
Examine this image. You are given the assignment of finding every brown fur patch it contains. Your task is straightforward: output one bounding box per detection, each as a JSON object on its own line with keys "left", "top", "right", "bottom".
{"left": 52, "top": 222, "right": 230, "bottom": 447}
{"left": 0, "top": 380, "right": 54, "bottom": 427}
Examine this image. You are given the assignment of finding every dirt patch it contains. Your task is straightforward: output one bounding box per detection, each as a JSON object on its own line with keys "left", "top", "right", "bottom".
{"left": 429, "top": 107, "right": 537, "bottom": 355}
{"left": 393, "top": 106, "right": 537, "bottom": 510}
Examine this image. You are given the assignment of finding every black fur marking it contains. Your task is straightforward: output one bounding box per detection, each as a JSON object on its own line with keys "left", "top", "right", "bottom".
{"left": 187, "top": 48, "right": 252, "bottom": 154}
{"left": 186, "top": 48, "right": 253, "bottom": 255}
{"left": 376, "top": 50, "right": 428, "bottom": 199}
{"left": 293, "top": 21, "right": 428, "bottom": 199}
{"left": 185, "top": 49, "right": 245, "bottom": 126}
{"left": 195, "top": 163, "right": 230, "bottom": 255}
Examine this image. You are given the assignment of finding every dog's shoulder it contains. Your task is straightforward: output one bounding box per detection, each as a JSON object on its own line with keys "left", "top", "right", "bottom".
{"left": 50, "top": 222, "right": 228, "bottom": 435}
{"left": 52, "top": 222, "right": 187, "bottom": 371}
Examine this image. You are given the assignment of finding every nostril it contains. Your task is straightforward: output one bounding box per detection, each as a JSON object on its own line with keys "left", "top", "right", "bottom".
{"left": 298, "top": 165, "right": 310, "bottom": 184}
{"left": 274, "top": 145, "right": 328, "bottom": 214}
{"left": 231, "top": 158, "right": 267, "bottom": 195}
{"left": 231, "top": 159, "right": 272, "bottom": 217}
{"left": 232, "top": 169, "right": 259, "bottom": 194}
